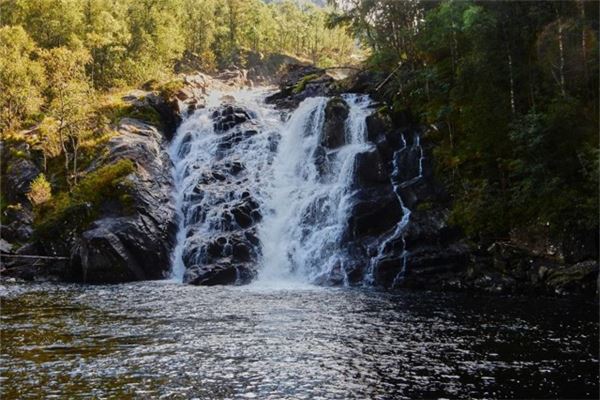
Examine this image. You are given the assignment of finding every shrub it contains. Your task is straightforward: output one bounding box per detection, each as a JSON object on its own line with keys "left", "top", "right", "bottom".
{"left": 158, "top": 79, "right": 185, "bottom": 100}
{"left": 27, "top": 174, "right": 52, "bottom": 206}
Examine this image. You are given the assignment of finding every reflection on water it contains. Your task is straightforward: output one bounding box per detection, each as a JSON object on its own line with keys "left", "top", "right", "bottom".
{"left": 1, "top": 282, "right": 598, "bottom": 399}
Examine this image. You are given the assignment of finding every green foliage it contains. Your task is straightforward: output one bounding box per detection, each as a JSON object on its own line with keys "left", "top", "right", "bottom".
{"left": 27, "top": 174, "right": 52, "bottom": 206}
{"left": 34, "top": 159, "right": 135, "bottom": 238}
{"left": 0, "top": 26, "right": 45, "bottom": 131}
{"left": 292, "top": 73, "right": 320, "bottom": 94}
{"left": 100, "top": 100, "right": 162, "bottom": 127}
{"left": 1, "top": 0, "right": 355, "bottom": 90}
{"left": 158, "top": 79, "right": 186, "bottom": 100}
{"left": 333, "top": 0, "right": 599, "bottom": 243}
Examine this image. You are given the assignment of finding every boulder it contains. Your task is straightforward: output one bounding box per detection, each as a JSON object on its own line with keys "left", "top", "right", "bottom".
{"left": 183, "top": 262, "right": 256, "bottom": 285}
{"left": 346, "top": 187, "right": 403, "bottom": 239}
{"left": 366, "top": 109, "right": 393, "bottom": 143}
{"left": 545, "top": 260, "right": 599, "bottom": 295}
{"left": 321, "top": 97, "right": 349, "bottom": 149}
{"left": 212, "top": 104, "right": 254, "bottom": 133}
{"left": 265, "top": 64, "right": 335, "bottom": 109}
{"left": 3, "top": 143, "right": 40, "bottom": 204}
{"left": 353, "top": 147, "right": 388, "bottom": 187}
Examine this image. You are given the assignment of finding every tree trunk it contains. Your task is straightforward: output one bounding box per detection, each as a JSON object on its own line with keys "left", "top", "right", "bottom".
{"left": 506, "top": 39, "right": 516, "bottom": 115}
{"left": 578, "top": 0, "right": 587, "bottom": 78}
{"left": 555, "top": 6, "right": 566, "bottom": 96}
{"left": 72, "top": 137, "right": 78, "bottom": 185}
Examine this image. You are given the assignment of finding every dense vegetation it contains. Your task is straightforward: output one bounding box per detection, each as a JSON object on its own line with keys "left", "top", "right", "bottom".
{"left": 330, "top": 0, "right": 599, "bottom": 245}
{"left": 0, "top": 0, "right": 355, "bottom": 221}
{"left": 1, "top": 0, "right": 597, "bottom": 254}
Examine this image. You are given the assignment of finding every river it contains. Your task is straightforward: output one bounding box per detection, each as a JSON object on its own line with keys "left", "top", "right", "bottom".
{"left": 1, "top": 282, "right": 597, "bottom": 399}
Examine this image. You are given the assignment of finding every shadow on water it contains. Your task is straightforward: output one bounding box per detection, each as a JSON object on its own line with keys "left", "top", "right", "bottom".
{"left": 1, "top": 281, "right": 598, "bottom": 399}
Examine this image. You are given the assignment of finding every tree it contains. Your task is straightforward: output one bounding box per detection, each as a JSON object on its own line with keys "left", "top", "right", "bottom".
{"left": 125, "top": 0, "right": 185, "bottom": 83}
{"left": 41, "top": 47, "right": 93, "bottom": 187}
{"left": 33, "top": 117, "right": 63, "bottom": 172}
{"left": 8, "top": 0, "right": 84, "bottom": 48}
{"left": 0, "top": 26, "right": 45, "bottom": 132}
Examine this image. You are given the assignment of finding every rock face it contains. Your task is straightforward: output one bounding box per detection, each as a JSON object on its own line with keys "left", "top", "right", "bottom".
{"left": 321, "top": 97, "right": 349, "bottom": 149}
{"left": 265, "top": 64, "right": 335, "bottom": 109}
{"left": 67, "top": 118, "right": 177, "bottom": 283}
{"left": 0, "top": 142, "right": 38, "bottom": 244}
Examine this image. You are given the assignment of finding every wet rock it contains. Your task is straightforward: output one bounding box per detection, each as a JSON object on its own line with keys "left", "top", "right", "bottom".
{"left": 321, "top": 97, "right": 349, "bottom": 149}
{"left": 184, "top": 263, "right": 238, "bottom": 285}
{"left": 353, "top": 147, "right": 387, "bottom": 187}
{"left": 366, "top": 109, "right": 393, "bottom": 143}
{"left": 212, "top": 105, "right": 254, "bottom": 133}
{"left": 313, "top": 146, "right": 335, "bottom": 177}
{"left": 346, "top": 187, "right": 402, "bottom": 239}
{"left": 265, "top": 64, "right": 335, "bottom": 109}
{"left": 545, "top": 261, "right": 599, "bottom": 295}
{"left": 231, "top": 197, "right": 261, "bottom": 229}
{"left": 184, "top": 262, "right": 256, "bottom": 285}
{"left": 67, "top": 118, "right": 177, "bottom": 283}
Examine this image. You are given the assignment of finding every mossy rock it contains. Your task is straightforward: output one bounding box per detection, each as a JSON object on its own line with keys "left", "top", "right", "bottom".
{"left": 34, "top": 159, "right": 136, "bottom": 239}
{"left": 292, "top": 73, "right": 320, "bottom": 94}
{"left": 545, "top": 261, "right": 599, "bottom": 294}
{"left": 158, "top": 79, "right": 186, "bottom": 100}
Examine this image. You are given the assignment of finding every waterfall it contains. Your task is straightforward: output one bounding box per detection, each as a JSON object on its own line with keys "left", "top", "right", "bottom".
{"left": 168, "top": 86, "right": 423, "bottom": 287}
{"left": 365, "top": 131, "right": 425, "bottom": 287}
{"left": 255, "top": 94, "right": 372, "bottom": 285}
{"left": 168, "top": 88, "right": 282, "bottom": 283}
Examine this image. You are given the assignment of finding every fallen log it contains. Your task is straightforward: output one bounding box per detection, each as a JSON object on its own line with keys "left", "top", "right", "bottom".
{"left": 0, "top": 254, "right": 69, "bottom": 261}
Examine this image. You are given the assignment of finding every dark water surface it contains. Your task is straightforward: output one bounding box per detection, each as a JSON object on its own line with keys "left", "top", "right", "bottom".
{"left": 1, "top": 281, "right": 597, "bottom": 399}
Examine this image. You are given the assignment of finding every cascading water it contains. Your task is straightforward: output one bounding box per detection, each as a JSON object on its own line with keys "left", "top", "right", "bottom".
{"left": 256, "top": 94, "right": 373, "bottom": 285}
{"left": 168, "top": 85, "right": 421, "bottom": 287}
{"left": 168, "top": 88, "right": 282, "bottom": 283}
{"left": 365, "top": 131, "right": 425, "bottom": 287}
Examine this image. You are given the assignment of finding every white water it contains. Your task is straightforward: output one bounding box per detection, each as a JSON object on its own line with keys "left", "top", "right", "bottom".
{"left": 168, "top": 88, "right": 282, "bottom": 282}
{"left": 255, "top": 94, "right": 372, "bottom": 286}
{"left": 168, "top": 88, "right": 375, "bottom": 286}
{"left": 366, "top": 132, "right": 425, "bottom": 287}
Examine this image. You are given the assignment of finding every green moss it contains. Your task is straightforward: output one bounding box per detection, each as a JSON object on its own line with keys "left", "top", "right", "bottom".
{"left": 99, "top": 101, "right": 162, "bottom": 126}
{"left": 292, "top": 73, "right": 320, "bottom": 94}
{"left": 158, "top": 79, "right": 185, "bottom": 100}
{"left": 0, "top": 193, "right": 7, "bottom": 225}
{"left": 34, "top": 158, "right": 136, "bottom": 238}
{"left": 416, "top": 201, "right": 434, "bottom": 211}
{"left": 9, "top": 148, "right": 27, "bottom": 159}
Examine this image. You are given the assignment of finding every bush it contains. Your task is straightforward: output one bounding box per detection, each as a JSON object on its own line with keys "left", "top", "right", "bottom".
{"left": 99, "top": 100, "right": 162, "bottom": 127}
{"left": 27, "top": 173, "right": 52, "bottom": 206}
{"left": 158, "top": 79, "right": 185, "bottom": 100}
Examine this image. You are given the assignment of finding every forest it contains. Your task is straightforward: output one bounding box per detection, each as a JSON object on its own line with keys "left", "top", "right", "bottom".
{"left": 0, "top": 0, "right": 355, "bottom": 223}
{"left": 2, "top": 0, "right": 597, "bottom": 249}
{"left": 328, "top": 0, "right": 598, "bottom": 245}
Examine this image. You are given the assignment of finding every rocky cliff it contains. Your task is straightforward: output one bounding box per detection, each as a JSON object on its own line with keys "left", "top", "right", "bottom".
{"left": 265, "top": 65, "right": 598, "bottom": 296}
